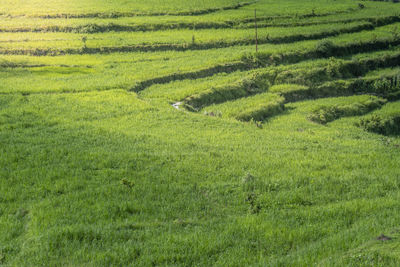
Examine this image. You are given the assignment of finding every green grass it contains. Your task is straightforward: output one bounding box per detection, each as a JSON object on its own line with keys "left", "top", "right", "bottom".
{"left": 307, "top": 95, "right": 386, "bottom": 124}
{"left": 0, "top": 3, "right": 399, "bottom": 33}
{"left": 1, "top": 22, "right": 399, "bottom": 94}
{"left": 1, "top": 91, "right": 400, "bottom": 266}
{"left": 0, "top": 0, "right": 244, "bottom": 16}
{"left": 141, "top": 70, "right": 253, "bottom": 101}
{"left": 1, "top": 0, "right": 400, "bottom": 266}
{"left": 0, "top": 0, "right": 362, "bottom": 17}
{"left": 0, "top": 49, "right": 247, "bottom": 93}
{"left": 202, "top": 92, "right": 284, "bottom": 121}
{"left": 0, "top": 21, "right": 372, "bottom": 50}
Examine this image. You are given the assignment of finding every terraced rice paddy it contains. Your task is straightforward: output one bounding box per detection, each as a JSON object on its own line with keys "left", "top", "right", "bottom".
{"left": 0, "top": 0, "right": 400, "bottom": 266}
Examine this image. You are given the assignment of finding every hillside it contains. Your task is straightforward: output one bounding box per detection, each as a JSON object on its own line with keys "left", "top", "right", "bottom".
{"left": 1, "top": 0, "right": 400, "bottom": 266}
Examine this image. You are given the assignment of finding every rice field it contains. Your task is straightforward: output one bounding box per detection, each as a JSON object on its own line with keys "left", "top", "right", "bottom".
{"left": 1, "top": 0, "right": 400, "bottom": 266}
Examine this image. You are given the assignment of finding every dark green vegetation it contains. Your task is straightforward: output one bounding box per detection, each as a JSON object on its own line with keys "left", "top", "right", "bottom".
{"left": 308, "top": 96, "right": 387, "bottom": 124}
{"left": 357, "top": 102, "right": 400, "bottom": 135}
{"left": 1, "top": 0, "right": 400, "bottom": 266}
{"left": 358, "top": 114, "right": 400, "bottom": 135}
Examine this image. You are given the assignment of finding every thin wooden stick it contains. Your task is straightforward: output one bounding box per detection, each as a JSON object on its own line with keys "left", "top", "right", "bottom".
{"left": 255, "top": 9, "right": 258, "bottom": 53}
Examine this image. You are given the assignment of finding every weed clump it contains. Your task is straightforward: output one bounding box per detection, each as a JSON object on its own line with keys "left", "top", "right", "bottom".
{"left": 120, "top": 178, "right": 134, "bottom": 188}
{"left": 14, "top": 208, "right": 29, "bottom": 219}
{"left": 326, "top": 57, "right": 345, "bottom": 78}
{"left": 242, "top": 173, "right": 261, "bottom": 214}
{"left": 242, "top": 172, "right": 256, "bottom": 190}
{"left": 245, "top": 192, "right": 261, "bottom": 214}
{"left": 315, "top": 40, "right": 335, "bottom": 57}
{"left": 77, "top": 24, "right": 103, "bottom": 33}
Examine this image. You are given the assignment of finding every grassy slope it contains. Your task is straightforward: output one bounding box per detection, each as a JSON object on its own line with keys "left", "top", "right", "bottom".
{"left": 1, "top": 92, "right": 399, "bottom": 266}
{"left": 1, "top": 0, "right": 400, "bottom": 266}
